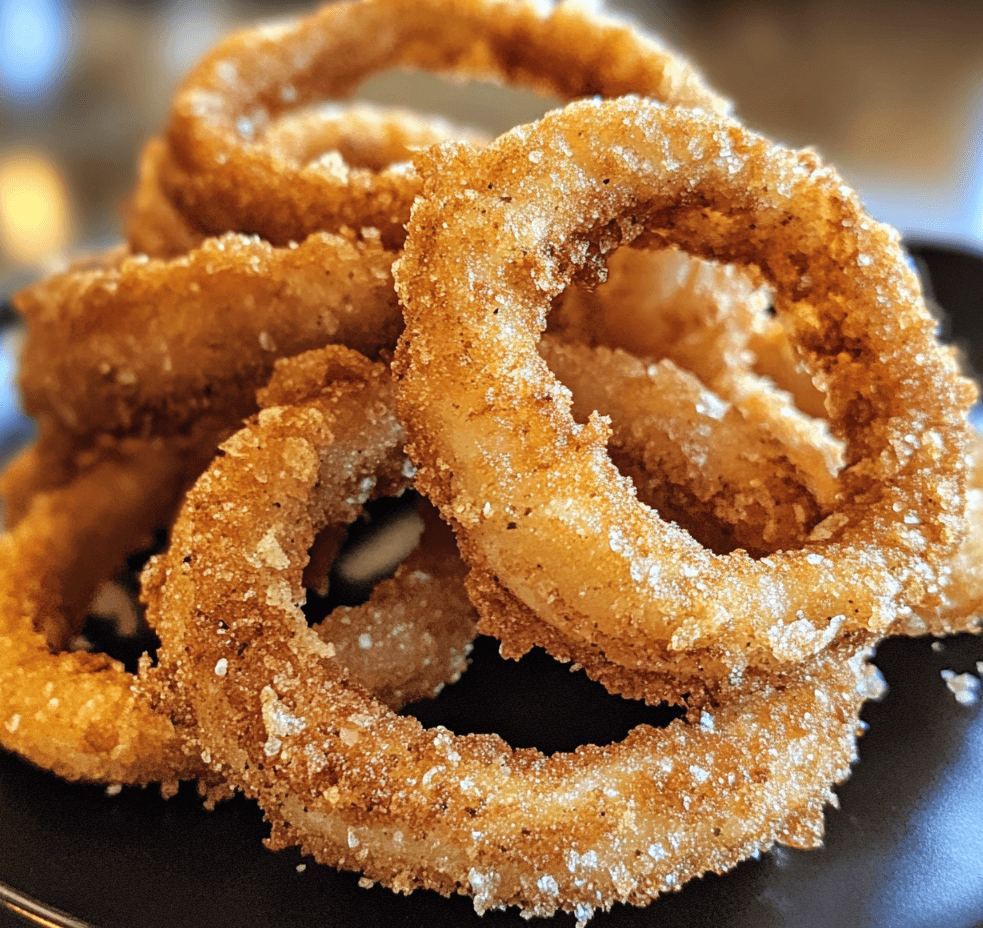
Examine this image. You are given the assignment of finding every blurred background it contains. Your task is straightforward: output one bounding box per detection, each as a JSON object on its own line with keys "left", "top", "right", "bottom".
{"left": 1, "top": 0, "right": 983, "bottom": 287}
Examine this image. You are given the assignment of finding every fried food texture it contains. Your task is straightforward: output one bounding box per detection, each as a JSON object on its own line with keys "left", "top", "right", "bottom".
{"left": 142, "top": 347, "right": 884, "bottom": 920}
{"left": 538, "top": 336, "right": 833, "bottom": 556}
{"left": 0, "top": 445, "right": 201, "bottom": 785}
{"left": 3, "top": 0, "right": 982, "bottom": 920}
{"left": 159, "top": 0, "right": 728, "bottom": 249}
{"left": 16, "top": 230, "right": 401, "bottom": 447}
{"left": 312, "top": 501, "right": 477, "bottom": 709}
{"left": 127, "top": 103, "right": 487, "bottom": 258}
{"left": 140, "top": 345, "right": 479, "bottom": 721}
{"left": 393, "top": 97, "right": 976, "bottom": 691}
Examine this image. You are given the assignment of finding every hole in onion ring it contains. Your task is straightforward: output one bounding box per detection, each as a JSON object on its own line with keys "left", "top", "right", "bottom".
{"left": 355, "top": 71, "right": 557, "bottom": 136}
{"left": 544, "top": 244, "right": 843, "bottom": 558}
{"left": 67, "top": 528, "right": 170, "bottom": 673}
{"left": 304, "top": 492, "right": 424, "bottom": 611}
{"left": 402, "top": 635, "right": 684, "bottom": 754}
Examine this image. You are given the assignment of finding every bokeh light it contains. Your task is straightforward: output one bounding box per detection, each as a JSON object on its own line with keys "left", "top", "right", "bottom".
{"left": 0, "top": 0, "right": 73, "bottom": 108}
{"left": 0, "top": 148, "right": 72, "bottom": 266}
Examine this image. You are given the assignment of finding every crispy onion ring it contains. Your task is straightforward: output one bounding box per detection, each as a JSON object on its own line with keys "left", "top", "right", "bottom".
{"left": 393, "top": 97, "right": 975, "bottom": 689}
{"left": 0, "top": 346, "right": 475, "bottom": 786}
{"left": 16, "top": 230, "right": 400, "bottom": 447}
{"left": 7, "top": 227, "right": 403, "bottom": 525}
{"left": 0, "top": 444, "right": 199, "bottom": 785}
{"left": 144, "top": 347, "right": 881, "bottom": 919}
{"left": 128, "top": 103, "right": 486, "bottom": 258}
{"left": 551, "top": 246, "right": 982, "bottom": 637}
{"left": 161, "top": 0, "right": 728, "bottom": 249}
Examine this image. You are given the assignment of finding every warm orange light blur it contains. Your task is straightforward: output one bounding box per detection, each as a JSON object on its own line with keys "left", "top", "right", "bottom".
{"left": 0, "top": 149, "right": 71, "bottom": 266}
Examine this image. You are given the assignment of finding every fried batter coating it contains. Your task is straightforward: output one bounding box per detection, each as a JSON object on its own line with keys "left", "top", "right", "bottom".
{"left": 903, "top": 427, "right": 983, "bottom": 636}
{"left": 313, "top": 504, "right": 476, "bottom": 709}
{"left": 141, "top": 346, "right": 479, "bottom": 743}
{"left": 129, "top": 103, "right": 486, "bottom": 258}
{"left": 7, "top": 227, "right": 403, "bottom": 525}
{"left": 394, "top": 97, "right": 975, "bottom": 690}
{"left": 144, "top": 347, "right": 882, "bottom": 919}
{"left": 552, "top": 245, "right": 981, "bottom": 637}
{"left": 161, "top": 0, "right": 728, "bottom": 249}
{"left": 552, "top": 245, "right": 769, "bottom": 388}
{"left": 540, "top": 336, "right": 832, "bottom": 555}
{"left": 551, "top": 245, "right": 843, "bottom": 483}
{"left": 17, "top": 230, "right": 400, "bottom": 447}
{"left": 0, "top": 446, "right": 201, "bottom": 785}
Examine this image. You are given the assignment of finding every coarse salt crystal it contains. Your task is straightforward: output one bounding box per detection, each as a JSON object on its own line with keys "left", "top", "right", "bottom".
{"left": 941, "top": 669, "right": 980, "bottom": 706}
{"left": 536, "top": 874, "right": 559, "bottom": 895}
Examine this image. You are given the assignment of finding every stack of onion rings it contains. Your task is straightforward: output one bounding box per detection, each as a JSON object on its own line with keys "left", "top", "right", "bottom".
{"left": 144, "top": 346, "right": 884, "bottom": 920}
{"left": 9, "top": 0, "right": 733, "bottom": 527}
{"left": 157, "top": 0, "right": 728, "bottom": 249}
{"left": 0, "top": 0, "right": 980, "bottom": 921}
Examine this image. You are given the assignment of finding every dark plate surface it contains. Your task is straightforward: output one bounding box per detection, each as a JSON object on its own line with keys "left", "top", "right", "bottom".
{"left": 1, "top": 245, "right": 982, "bottom": 928}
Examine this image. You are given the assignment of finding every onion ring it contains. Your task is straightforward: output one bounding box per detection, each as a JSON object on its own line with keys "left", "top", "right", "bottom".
{"left": 128, "top": 103, "right": 487, "bottom": 258}
{"left": 145, "top": 345, "right": 882, "bottom": 919}
{"left": 8, "top": 227, "right": 400, "bottom": 526}
{"left": 160, "top": 0, "right": 729, "bottom": 249}
{"left": 138, "top": 345, "right": 466, "bottom": 738}
{"left": 0, "top": 444, "right": 199, "bottom": 785}
{"left": 393, "top": 97, "right": 975, "bottom": 689}
{"left": 0, "top": 345, "right": 476, "bottom": 786}
{"left": 16, "top": 230, "right": 400, "bottom": 447}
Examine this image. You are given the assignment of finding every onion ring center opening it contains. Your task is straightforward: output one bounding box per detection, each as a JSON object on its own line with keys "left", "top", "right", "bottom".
{"left": 303, "top": 492, "right": 423, "bottom": 611}
{"left": 49, "top": 527, "right": 169, "bottom": 673}
{"left": 402, "top": 635, "right": 684, "bottom": 754}
{"left": 355, "top": 70, "right": 558, "bottom": 136}
{"left": 543, "top": 244, "right": 844, "bottom": 558}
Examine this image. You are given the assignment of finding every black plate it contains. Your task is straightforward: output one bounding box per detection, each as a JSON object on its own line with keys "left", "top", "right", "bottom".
{"left": 1, "top": 245, "right": 982, "bottom": 928}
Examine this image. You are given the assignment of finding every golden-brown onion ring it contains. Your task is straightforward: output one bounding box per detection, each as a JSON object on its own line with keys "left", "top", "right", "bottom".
{"left": 128, "top": 103, "right": 487, "bottom": 258}
{"left": 393, "top": 97, "right": 975, "bottom": 689}
{"left": 145, "top": 347, "right": 882, "bottom": 919}
{"left": 161, "top": 0, "right": 729, "bottom": 248}
{"left": 0, "top": 341, "right": 476, "bottom": 786}
{"left": 16, "top": 230, "right": 400, "bottom": 448}
{"left": 0, "top": 444, "right": 200, "bottom": 785}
